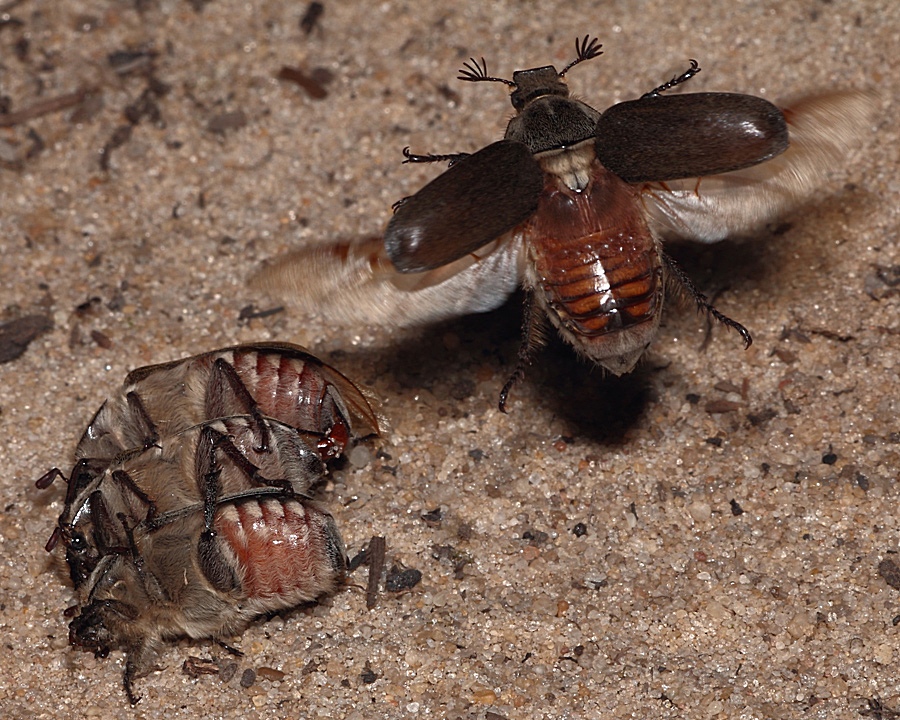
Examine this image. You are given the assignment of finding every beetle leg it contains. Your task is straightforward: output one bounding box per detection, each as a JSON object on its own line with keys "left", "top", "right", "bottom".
{"left": 663, "top": 253, "right": 753, "bottom": 349}
{"left": 143, "top": 485, "right": 284, "bottom": 532}
{"left": 401, "top": 146, "right": 471, "bottom": 166}
{"left": 63, "top": 457, "right": 109, "bottom": 506}
{"left": 216, "top": 639, "right": 244, "bottom": 657}
{"left": 110, "top": 469, "right": 158, "bottom": 521}
{"left": 116, "top": 513, "right": 167, "bottom": 601}
{"left": 641, "top": 58, "right": 701, "bottom": 99}
{"left": 125, "top": 391, "right": 160, "bottom": 450}
{"left": 88, "top": 490, "right": 129, "bottom": 557}
{"left": 196, "top": 425, "right": 294, "bottom": 528}
{"left": 123, "top": 660, "right": 141, "bottom": 705}
{"left": 393, "top": 146, "right": 474, "bottom": 214}
{"left": 391, "top": 195, "right": 412, "bottom": 213}
{"left": 195, "top": 427, "right": 224, "bottom": 534}
{"left": 206, "top": 358, "right": 271, "bottom": 453}
{"left": 218, "top": 425, "right": 295, "bottom": 494}
{"left": 499, "top": 290, "right": 548, "bottom": 413}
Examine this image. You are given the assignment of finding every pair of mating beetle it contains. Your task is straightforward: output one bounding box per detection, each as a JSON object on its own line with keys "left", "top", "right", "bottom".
{"left": 38, "top": 343, "right": 379, "bottom": 703}
{"left": 42, "top": 37, "right": 872, "bottom": 701}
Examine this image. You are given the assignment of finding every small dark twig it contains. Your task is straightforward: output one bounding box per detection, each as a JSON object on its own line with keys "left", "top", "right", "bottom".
{"left": 0, "top": 88, "right": 92, "bottom": 127}
{"left": 365, "top": 536, "right": 386, "bottom": 610}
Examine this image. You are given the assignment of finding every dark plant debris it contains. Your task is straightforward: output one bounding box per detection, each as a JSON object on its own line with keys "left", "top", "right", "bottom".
{"left": 300, "top": 2, "right": 324, "bottom": 34}
{"left": 385, "top": 564, "right": 422, "bottom": 593}
{"left": 878, "top": 558, "right": 900, "bottom": 591}
{"left": 365, "top": 536, "right": 387, "bottom": 610}
{"left": 0, "top": 88, "right": 92, "bottom": 127}
{"left": 277, "top": 65, "right": 331, "bottom": 100}
{"left": 182, "top": 656, "right": 220, "bottom": 678}
{"left": 0, "top": 314, "right": 53, "bottom": 363}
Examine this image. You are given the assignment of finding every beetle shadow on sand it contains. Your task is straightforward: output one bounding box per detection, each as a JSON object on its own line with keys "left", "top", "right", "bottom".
{"left": 337, "top": 236, "right": 774, "bottom": 445}
{"left": 328, "top": 291, "right": 655, "bottom": 446}
{"left": 665, "top": 235, "right": 770, "bottom": 298}
{"left": 528, "top": 338, "right": 655, "bottom": 444}
{"left": 528, "top": 228, "right": 772, "bottom": 441}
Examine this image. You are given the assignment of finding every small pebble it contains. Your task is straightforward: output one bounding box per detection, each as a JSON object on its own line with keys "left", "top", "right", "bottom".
{"left": 240, "top": 668, "right": 256, "bottom": 688}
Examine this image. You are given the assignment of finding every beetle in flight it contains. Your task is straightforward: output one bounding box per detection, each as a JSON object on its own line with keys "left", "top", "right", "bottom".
{"left": 257, "top": 36, "right": 874, "bottom": 410}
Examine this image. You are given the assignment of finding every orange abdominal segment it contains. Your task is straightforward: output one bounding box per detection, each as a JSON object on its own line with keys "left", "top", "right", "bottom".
{"left": 528, "top": 164, "right": 662, "bottom": 338}
{"left": 539, "top": 230, "right": 660, "bottom": 336}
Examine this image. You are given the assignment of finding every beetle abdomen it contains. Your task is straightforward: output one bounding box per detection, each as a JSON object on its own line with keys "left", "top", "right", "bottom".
{"left": 526, "top": 163, "right": 663, "bottom": 369}
{"left": 215, "top": 498, "right": 346, "bottom": 605}
{"left": 225, "top": 345, "right": 378, "bottom": 451}
{"left": 229, "top": 348, "right": 341, "bottom": 427}
{"left": 534, "top": 230, "right": 661, "bottom": 337}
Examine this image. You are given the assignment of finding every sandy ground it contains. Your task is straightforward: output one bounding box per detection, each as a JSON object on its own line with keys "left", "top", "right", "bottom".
{"left": 1, "top": 0, "right": 899, "bottom": 718}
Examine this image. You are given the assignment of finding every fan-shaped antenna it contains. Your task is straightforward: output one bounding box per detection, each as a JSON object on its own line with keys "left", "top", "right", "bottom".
{"left": 559, "top": 35, "right": 603, "bottom": 77}
{"left": 457, "top": 57, "right": 516, "bottom": 86}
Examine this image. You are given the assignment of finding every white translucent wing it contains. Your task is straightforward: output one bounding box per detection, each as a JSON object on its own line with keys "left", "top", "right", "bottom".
{"left": 252, "top": 234, "right": 524, "bottom": 326}
{"left": 641, "top": 90, "right": 878, "bottom": 242}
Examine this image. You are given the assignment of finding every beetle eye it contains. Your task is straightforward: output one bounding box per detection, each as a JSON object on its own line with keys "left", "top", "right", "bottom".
{"left": 68, "top": 531, "right": 87, "bottom": 552}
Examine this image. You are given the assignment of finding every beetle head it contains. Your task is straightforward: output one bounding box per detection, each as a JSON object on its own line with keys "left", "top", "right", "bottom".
{"left": 510, "top": 66, "right": 570, "bottom": 110}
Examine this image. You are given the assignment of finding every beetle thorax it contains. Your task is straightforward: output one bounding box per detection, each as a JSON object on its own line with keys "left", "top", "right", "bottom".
{"left": 505, "top": 95, "right": 601, "bottom": 155}
{"left": 536, "top": 141, "right": 597, "bottom": 192}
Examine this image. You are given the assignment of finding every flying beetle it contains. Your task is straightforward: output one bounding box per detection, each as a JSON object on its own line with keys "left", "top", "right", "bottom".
{"left": 256, "top": 36, "right": 875, "bottom": 411}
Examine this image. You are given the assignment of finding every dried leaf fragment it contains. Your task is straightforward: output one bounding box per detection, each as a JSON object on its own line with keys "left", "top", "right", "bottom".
{"left": 0, "top": 314, "right": 52, "bottom": 363}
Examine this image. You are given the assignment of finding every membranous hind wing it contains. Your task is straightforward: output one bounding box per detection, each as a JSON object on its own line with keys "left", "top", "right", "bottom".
{"left": 253, "top": 232, "right": 525, "bottom": 327}
{"left": 636, "top": 91, "right": 877, "bottom": 241}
